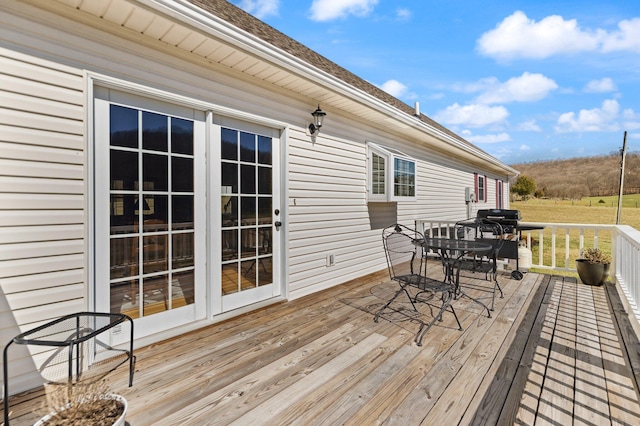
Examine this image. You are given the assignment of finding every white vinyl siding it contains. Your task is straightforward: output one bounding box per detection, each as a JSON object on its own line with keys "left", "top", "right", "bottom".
{"left": 286, "top": 129, "right": 487, "bottom": 297}
{"left": 288, "top": 130, "right": 376, "bottom": 294}
{"left": 0, "top": 47, "right": 85, "bottom": 394}
{"left": 0, "top": 0, "right": 514, "bottom": 397}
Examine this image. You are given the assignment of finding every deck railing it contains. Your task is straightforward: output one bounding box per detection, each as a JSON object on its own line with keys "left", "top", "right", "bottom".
{"left": 614, "top": 225, "right": 640, "bottom": 320}
{"left": 415, "top": 219, "right": 640, "bottom": 322}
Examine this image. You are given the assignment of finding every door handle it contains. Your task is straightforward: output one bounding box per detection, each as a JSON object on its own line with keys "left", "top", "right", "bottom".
{"left": 275, "top": 221, "right": 282, "bottom": 228}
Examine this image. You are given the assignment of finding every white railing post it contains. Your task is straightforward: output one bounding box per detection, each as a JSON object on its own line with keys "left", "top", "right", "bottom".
{"left": 551, "top": 230, "right": 557, "bottom": 269}
{"left": 565, "top": 227, "right": 570, "bottom": 270}
{"left": 538, "top": 232, "right": 544, "bottom": 266}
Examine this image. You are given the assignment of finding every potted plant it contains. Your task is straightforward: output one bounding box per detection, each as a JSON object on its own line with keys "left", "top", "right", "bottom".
{"left": 575, "top": 248, "right": 611, "bottom": 286}
{"left": 35, "top": 380, "right": 127, "bottom": 426}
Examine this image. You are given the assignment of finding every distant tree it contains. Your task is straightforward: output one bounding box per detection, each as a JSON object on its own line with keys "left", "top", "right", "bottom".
{"left": 512, "top": 175, "right": 536, "bottom": 200}
{"left": 534, "top": 189, "right": 545, "bottom": 198}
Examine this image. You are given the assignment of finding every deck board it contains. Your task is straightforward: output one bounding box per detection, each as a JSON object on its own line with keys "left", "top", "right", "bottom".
{"left": 466, "top": 275, "right": 551, "bottom": 425}
{"left": 3, "top": 268, "right": 640, "bottom": 425}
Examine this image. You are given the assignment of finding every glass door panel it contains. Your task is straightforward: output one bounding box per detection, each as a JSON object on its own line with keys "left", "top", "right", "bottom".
{"left": 105, "top": 104, "right": 196, "bottom": 320}
{"left": 219, "top": 128, "right": 278, "bottom": 311}
{"left": 94, "top": 89, "right": 206, "bottom": 346}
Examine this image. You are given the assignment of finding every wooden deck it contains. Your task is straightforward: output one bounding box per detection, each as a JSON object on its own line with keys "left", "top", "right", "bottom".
{"left": 4, "top": 266, "right": 640, "bottom": 425}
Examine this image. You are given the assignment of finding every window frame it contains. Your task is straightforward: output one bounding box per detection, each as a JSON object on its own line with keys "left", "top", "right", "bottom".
{"left": 367, "top": 142, "right": 417, "bottom": 202}
{"left": 475, "top": 173, "right": 487, "bottom": 203}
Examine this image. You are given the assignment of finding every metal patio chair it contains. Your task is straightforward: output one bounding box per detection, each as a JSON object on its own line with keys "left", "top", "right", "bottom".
{"left": 374, "top": 224, "right": 462, "bottom": 346}
{"left": 453, "top": 219, "right": 505, "bottom": 311}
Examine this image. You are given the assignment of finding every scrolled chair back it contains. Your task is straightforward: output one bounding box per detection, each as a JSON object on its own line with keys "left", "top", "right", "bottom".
{"left": 382, "top": 224, "right": 425, "bottom": 278}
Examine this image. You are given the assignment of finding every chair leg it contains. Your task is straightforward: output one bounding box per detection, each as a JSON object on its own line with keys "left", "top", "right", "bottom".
{"left": 374, "top": 284, "right": 416, "bottom": 322}
{"left": 414, "top": 297, "right": 462, "bottom": 346}
{"left": 488, "top": 276, "right": 503, "bottom": 311}
{"left": 449, "top": 304, "right": 463, "bottom": 331}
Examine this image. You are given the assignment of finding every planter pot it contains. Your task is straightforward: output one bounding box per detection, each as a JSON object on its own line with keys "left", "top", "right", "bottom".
{"left": 34, "top": 394, "right": 127, "bottom": 426}
{"left": 575, "top": 259, "right": 610, "bottom": 286}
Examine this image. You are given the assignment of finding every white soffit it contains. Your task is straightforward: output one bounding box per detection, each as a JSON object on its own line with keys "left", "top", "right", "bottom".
{"left": 41, "top": 0, "right": 515, "bottom": 175}
{"left": 46, "top": 0, "right": 374, "bottom": 119}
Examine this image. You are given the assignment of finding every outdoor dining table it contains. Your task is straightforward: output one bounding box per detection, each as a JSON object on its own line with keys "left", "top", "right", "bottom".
{"left": 416, "top": 237, "right": 495, "bottom": 316}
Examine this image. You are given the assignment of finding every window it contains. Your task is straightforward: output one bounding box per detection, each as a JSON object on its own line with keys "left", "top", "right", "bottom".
{"left": 368, "top": 142, "right": 416, "bottom": 201}
{"left": 475, "top": 173, "right": 487, "bottom": 203}
{"left": 497, "top": 180, "right": 504, "bottom": 208}
{"left": 371, "top": 151, "right": 386, "bottom": 196}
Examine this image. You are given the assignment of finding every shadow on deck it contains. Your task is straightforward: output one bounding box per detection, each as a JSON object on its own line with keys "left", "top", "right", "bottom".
{"left": 471, "top": 275, "right": 640, "bottom": 425}
{"left": 3, "top": 269, "right": 640, "bottom": 425}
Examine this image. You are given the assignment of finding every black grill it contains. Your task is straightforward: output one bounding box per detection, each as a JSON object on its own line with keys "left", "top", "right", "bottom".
{"left": 476, "top": 209, "right": 521, "bottom": 234}
{"left": 474, "top": 209, "right": 524, "bottom": 279}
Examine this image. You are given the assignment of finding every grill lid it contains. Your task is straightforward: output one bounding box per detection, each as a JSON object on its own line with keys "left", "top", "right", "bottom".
{"left": 476, "top": 209, "right": 521, "bottom": 221}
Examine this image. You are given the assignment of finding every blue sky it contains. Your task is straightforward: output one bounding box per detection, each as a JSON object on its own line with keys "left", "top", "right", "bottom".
{"left": 232, "top": 0, "right": 640, "bottom": 165}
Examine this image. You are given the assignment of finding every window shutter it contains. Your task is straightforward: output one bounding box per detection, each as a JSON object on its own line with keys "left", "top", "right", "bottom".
{"left": 484, "top": 175, "right": 488, "bottom": 202}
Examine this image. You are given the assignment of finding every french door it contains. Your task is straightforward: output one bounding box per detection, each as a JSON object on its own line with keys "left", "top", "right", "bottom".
{"left": 94, "top": 89, "right": 206, "bottom": 343}
{"left": 94, "top": 88, "right": 283, "bottom": 342}
{"left": 212, "top": 121, "right": 282, "bottom": 313}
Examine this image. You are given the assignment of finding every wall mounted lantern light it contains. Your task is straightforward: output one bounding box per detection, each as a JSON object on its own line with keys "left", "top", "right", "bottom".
{"left": 308, "top": 105, "right": 326, "bottom": 135}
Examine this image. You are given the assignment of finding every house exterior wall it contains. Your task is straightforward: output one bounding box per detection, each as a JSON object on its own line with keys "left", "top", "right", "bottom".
{"left": 1, "top": 46, "right": 88, "bottom": 393}
{"left": 0, "top": 1, "right": 512, "bottom": 395}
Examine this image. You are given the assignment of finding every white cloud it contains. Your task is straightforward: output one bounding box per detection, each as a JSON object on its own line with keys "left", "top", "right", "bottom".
{"left": 477, "top": 11, "right": 609, "bottom": 60}
{"left": 623, "top": 108, "right": 640, "bottom": 120}
{"left": 520, "top": 145, "right": 531, "bottom": 151}
{"left": 235, "top": 0, "right": 279, "bottom": 19}
{"left": 451, "top": 77, "right": 497, "bottom": 94}
{"left": 601, "top": 18, "right": 640, "bottom": 53}
{"left": 518, "top": 120, "right": 542, "bottom": 132}
{"left": 396, "top": 8, "right": 412, "bottom": 21}
{"left": 555, "top": 99, "right": 620, "bottom": 133}
{"left": 466, "top": 132, "right": 512, "bottom": 144}
{"left": 584, "top": 78, "right": 617, "bottom": 93}
{"left": 379, "top": 79, "right": 408, "bottom": 97}
{"left": 475, "top": 72, "right": 558, "bottom": 104}
{"left": 434, "top": 103, "right": 509, "bottom": 128}
{"left": 623, "top": 108, "right": 640, "bottom": 130}
{"left": 310, "top": 0, "right": 378, "bottom": 22}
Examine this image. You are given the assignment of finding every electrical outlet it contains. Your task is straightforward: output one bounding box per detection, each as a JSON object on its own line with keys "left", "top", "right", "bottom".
{"left": 326, "top": 254, "right": 335, "bottom": 267}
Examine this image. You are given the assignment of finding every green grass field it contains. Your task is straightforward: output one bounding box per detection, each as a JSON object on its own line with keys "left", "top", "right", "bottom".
{"left": 510, "top": 195, "right": 640, "bottom": 272}
{"left": 512, "top": 195, "right": 640, "bottom": 229}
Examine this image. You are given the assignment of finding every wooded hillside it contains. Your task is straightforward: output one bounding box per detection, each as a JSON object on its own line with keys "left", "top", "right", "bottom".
{"left": 510, "top": 153, "right": 640, "bottom": 199}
